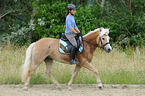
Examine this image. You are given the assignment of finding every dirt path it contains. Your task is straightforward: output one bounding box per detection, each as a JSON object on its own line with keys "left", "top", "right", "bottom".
{"left": 0, "top": 84, "right": 145, "bottom": 96}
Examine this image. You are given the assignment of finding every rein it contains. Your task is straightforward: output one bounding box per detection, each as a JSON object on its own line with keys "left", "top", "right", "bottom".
{"left": 83, "top": 40, "right": 98, "bottom": 47}
{"left": 83, "top": 39, "right": 110, "bottom": 49}
{"left": 77, "top": 32, "right": 110, "bottom": 49}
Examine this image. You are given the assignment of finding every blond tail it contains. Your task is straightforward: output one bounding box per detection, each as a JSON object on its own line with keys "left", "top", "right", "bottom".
{"left": 21, "top": 42, "right": 35, "bottom": 83}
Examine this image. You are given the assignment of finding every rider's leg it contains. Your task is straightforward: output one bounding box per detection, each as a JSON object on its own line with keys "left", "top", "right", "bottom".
{"left": 70, "top": 46, "right": 79, "bottom": 64}
{"left": 65, "top": 33, "right": 79, "bottom": 64}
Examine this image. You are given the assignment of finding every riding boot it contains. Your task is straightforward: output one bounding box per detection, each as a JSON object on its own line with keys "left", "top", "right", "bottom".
{"left": 70, "top": 47, "right": 79, "bottom": 64}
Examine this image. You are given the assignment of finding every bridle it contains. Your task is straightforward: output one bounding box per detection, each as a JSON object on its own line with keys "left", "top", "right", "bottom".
{"left": 100, "top": 39, "right": 110, "bottom": 49}
{"left": 100, "top": 34, "right": 110, "bottom": 49}
{"left": 83, "top": 34, "right": 110, "bottom": 49}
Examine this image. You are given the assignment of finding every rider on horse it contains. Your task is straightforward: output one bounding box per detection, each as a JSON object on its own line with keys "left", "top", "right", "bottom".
{"left": 65, "top": 4, "right": 80, "bottom": 64}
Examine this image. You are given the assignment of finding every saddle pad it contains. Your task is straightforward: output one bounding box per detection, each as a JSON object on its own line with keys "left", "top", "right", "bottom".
{"left": 59, "top": 39, "right": 83, "bottom": 54}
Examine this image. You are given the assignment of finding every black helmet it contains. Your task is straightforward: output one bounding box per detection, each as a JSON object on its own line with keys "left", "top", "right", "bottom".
{"left": 67, "top": 4, "right": 76, "bottom": 10}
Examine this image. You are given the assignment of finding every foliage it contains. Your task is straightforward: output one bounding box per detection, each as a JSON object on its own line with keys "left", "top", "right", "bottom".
{"left": 31, "top": 1, "right": 67, "bottom": 40}
{"left": 0, "top": 19, "right": 35, "bottom": 45}
{"left": 75, "top": 4, "right": 102, "bottom": 34}
{"left": 31, "top": 1, "right": 102, "bottom": 41}
{"left": 0, "top": 0, "right": 33, "bottom": 45}
{"left": 0, "top": 0, "right": 32, "bottom": 34}
{"left": 0, "top": 0, "right": 144, "bottom": 47}
{"left": 101, "top": 0, "right": 145, "bottom": 48}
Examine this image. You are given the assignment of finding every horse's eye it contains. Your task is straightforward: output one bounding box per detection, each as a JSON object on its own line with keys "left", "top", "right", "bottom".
{"left": 102, "top": 38, "right": 105, "bottom": 40}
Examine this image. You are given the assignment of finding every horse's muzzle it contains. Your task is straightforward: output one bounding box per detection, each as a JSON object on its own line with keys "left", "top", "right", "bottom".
{"left": 107, "top": 48, "right": 111, "bottom": 52}
{"left": 104, "top": 45, "right": 112, "bottom": 53}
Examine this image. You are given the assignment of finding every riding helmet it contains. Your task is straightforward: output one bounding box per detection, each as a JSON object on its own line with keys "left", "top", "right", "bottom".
{"left": 67, "top": 4, "right": 76, "bottom": 10}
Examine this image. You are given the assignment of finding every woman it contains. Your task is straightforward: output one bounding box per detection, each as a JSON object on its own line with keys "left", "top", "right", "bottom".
{"left": 65, "top": 4, "right": 80, "bottom": 64}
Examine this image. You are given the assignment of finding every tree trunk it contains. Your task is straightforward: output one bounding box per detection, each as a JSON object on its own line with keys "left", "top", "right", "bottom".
{"left": 99, "top": 0, "right": 105, "bottom": 19}
{"left": 0, "top": 0, "right": 5, "bottom": 28}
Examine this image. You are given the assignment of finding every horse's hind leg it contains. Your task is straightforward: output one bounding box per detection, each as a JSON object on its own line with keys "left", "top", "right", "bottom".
{"left": 68, "top": 65, "right": 81, "bottom": 90}
{"left": 44, "top": 58, "right": 61, "bottom": 89}
{"left": 24, "top": 63, "right": 40, "bottom": 90}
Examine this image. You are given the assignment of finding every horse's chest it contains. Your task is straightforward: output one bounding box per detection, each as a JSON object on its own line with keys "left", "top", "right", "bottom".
{"left": 81, "top": 52, "right": 93, "bottom": 63}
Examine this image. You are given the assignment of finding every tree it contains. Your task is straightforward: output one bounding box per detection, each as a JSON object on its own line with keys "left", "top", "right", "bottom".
{"left": 0, "top": 0, "right": 32, "bottom": 34}
{"left": 100, "top": 0, "right": 145, "bottom": 47}
{"left": 0, "top": 0, "right": 33, "bottom": 45}
{"left": 0, "top": 0, "right": 144, "bottom": 47}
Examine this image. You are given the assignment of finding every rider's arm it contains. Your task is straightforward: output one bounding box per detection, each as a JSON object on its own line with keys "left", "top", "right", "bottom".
{"left": 75, "top": 27, "right": 80, "bottom": 33}
{"left": 69, "top": 26, "right": 78, "bottom": 34}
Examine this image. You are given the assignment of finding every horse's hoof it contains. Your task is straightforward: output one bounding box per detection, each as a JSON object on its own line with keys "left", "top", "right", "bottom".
{"left": 98, "top": 84, "right": 103, "bottom": 90}
{"left": 57, "top": 87, "right": 61, "bottom": 90}
{"left": 56, "top": 86, "right": 61, "bottom": 90}
{"left": 23, "top": 86, "right": 28, "bottom": 91}
{"left": 99, "top": 86, "right": 103, "bottom": 90}
{"left": 68, "top": 87, "right": 72, "bottom": 91}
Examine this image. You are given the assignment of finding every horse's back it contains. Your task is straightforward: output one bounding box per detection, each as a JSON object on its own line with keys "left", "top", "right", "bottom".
{"left": 34, "top": 38, "right": 59, "bottom": 51}
{"left": 35, "top": 38, "right": 59, "bottom": 45}
{"left": 32, "top": 38, "right": 59, "bottom": 61}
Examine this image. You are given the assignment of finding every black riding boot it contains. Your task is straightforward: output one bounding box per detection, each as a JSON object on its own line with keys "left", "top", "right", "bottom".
{"left": 70, "top": 47, "right": 79, "bottom": 64}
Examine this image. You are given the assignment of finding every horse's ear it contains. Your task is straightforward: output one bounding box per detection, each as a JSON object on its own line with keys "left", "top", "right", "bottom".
{"left": 107, "top": 28, "right": 110, "bottom": 34}
{"left": 100, "top": 28, "right": 102, "bottom": 32}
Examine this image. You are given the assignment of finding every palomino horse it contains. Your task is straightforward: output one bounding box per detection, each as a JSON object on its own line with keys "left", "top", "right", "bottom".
{"left": 21, "top": 27, "right": 112, "bottom": 90}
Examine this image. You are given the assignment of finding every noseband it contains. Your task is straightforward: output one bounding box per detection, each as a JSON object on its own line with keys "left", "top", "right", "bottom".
{"left": 100, "top": 39, "right": 110, "bottom": 49}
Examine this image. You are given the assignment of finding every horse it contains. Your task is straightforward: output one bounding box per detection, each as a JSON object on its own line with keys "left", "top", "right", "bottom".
{"left": 21, "top": 27, "right": 112, "bottom": 90}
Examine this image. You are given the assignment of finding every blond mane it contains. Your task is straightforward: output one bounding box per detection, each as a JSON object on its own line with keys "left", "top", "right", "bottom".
{"left": 83, "top": 28, "right": 101, "bottom": 37}
{"left": 83, "top": 27, "right": 109, "bottom": 38}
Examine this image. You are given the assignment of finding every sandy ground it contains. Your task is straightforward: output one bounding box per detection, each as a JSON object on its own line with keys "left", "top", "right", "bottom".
{"left": 0, "top": 84, "right": 145, "bottom": 96}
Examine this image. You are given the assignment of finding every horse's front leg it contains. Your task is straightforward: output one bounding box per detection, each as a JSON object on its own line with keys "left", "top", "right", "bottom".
{"left": 83, "top": 62, "right": 103, "bottom": 90}
{"left": 68, "top": 65, "right": 81, "bottom": 90}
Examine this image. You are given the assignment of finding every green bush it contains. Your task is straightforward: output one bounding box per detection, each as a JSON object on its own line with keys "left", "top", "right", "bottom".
{"left": 31, "top": 1, "right": 67, "bottom": 40}
{"left": 31, "top": 1, "right": 102, "bottom": 40}
{"left": 0, "top": 19, "right": 35, "bottom": 45}
{"left": 102, "top": 0, "right": 145, "bottom": 48}
{"left": 75, "top": 5, "right": 102, "bottom": 34}
{"left": 0, "top": 0, "right": 144, "bottom": 48}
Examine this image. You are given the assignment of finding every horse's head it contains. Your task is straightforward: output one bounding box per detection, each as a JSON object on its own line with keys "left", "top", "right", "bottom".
{"left": 97, "top": 28, "right": 112, "bottom": 52}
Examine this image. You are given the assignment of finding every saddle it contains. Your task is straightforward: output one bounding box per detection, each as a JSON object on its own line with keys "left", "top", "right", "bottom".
{"left": 59, "top": 33, "right": 83, "bottom": 54}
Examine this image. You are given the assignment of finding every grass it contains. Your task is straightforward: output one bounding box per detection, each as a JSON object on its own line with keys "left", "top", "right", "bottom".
{"left": 0, "top": 44, "right": 145, "bottom": 85}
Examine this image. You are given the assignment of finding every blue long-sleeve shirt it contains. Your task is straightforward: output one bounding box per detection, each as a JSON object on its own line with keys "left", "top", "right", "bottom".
{"left": 65, "top": 15, "right": 77, "bottom": 34}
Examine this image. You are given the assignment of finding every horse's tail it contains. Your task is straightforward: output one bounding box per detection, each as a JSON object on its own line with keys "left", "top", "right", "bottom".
{"left": 21, "top": 42, "right": 35, "bottom": 83}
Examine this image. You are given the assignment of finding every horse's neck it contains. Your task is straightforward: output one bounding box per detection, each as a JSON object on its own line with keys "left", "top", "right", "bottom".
{"left": 84, "top": 32, "right": 99, "bottom": 45}
{"left": 84, "top": 37, "right": 97, "bottom": 52}
{"left": 83, "top": 32, "right": 99, "bottom": 62}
